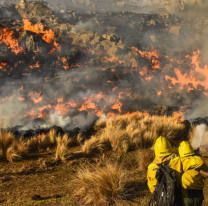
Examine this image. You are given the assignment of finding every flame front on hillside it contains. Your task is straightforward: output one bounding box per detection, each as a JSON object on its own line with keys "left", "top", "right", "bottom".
{"left": 0, "top": 4, "right": 208, "bottom": 130}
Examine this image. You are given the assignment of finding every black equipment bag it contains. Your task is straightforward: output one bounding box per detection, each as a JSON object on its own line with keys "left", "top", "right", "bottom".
{"left": 148, "top": 160, "right": 184, "bottom": 206}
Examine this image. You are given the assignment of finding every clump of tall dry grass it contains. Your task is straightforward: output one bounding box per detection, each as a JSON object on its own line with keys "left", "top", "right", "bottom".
{"left": 0, "top": 130, "right": 29, "bottom": 161}
{"left": 72, "top": 163, "right": 134, "bottom": 205}
{"left": 82, "top": 112, "right": 185, "bottom": 154}
{"left": 16, "top": 137, "right": 28, "bottom": 156}
{"left": 137, "top": 149, "right": 155, "bottom": 172}
{"left": 27, "top": 136, "right": 39, "bottom": 151}
{"left": 48, "top": 128, "right": 57, "bottom": 145}
{"left": 38, "top": 134, "right": 50, "bottom": 150}
{"left": 94, "top": 119, "right": 106, "bottom": 130}
{"left": 82, "top": 135, "right": 111, "bottom": 155}
{"left": 26, "top": 134, "right": 50, "bottom": 151}
{"left": 6, "top": 145, "right": 21, "bottom": 162}
{"left": 0, "top": 131, "right": 15, "bottom": 155}
{"left": 55, "top": 134, "right": 69, "bottom": 162}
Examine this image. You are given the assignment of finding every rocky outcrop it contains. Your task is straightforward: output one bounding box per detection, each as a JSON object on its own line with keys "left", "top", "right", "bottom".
{"left": 15, "top": 1, "right": 59, "bottom": 23}
{"left": 19, "top": 30, "right": 50, "bottom": 53}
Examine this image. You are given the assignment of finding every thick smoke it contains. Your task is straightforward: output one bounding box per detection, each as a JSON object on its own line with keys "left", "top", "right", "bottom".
{"left": 191, "top": 124, "right": 207, "bottom": 149}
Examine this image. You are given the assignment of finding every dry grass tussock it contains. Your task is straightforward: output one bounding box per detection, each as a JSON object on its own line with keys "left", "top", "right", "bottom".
{"left": 94, "top": 119, "right": 106, "bottom": 131}
{"left": 0, "top": 130, "right": 28, "bottom": 161}
{"left": 0, "top": 131, "right": 15, "bottom": 155}
{"left": 72, "top": 163, "right": 134, "bottom": 206}
{"left": 82, "top": 112, "right": 185, "bottom": 154}
{"left": 48, "top": 128, "right": 57, "bottom": 145}
{"left": 137, "top": 149, "right": 155, "bottom": 172}
{"left": 16, "top": 137, "right": 28, "bottom": 156}
{"left": 27, "top": 128, "right": 62, "bottom": 152}
{"left": 82, "top": 135, "right": 111, "bottom": 155}
{"left": 27, "top": 136, "right": 39, "bottom": 151}
{"left": 26, "top": 134, "right": 50, "bottom": 151}
{"left": 6, "top": 145, "right": 21, "bottom": 162}
{"left": 0, "top": 129, "right": 76, "bottom": 162}
{"left": 66, "top": 132, "right": 85, "bottom": 147}
{"left": 55, "top": 134, "right": 69, "bottom": 162}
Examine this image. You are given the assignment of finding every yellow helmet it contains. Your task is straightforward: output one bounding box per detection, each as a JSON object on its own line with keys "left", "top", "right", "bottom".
{"left": 154, "top": 136, "right": 172, "bottom": 157}
{"left": 178, "top": 141, "right": 194, "bottom": 157}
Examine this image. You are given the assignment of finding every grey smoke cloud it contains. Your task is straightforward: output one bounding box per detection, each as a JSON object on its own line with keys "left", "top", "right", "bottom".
{"left": 191, "top": 124, "right": 208, "bottom": 150}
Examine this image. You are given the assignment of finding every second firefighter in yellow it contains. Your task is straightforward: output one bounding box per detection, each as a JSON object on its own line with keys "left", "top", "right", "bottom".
{"left": 179, "top": 141, "right": 208, "bottom": 206}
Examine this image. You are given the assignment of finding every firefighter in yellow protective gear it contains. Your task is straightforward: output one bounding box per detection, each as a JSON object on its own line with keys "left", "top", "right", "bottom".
{"left": 179, "top": 141, "right": 208, "bottom": 206}
{"left": 147, "top": 136, "right": 183, "bottom": 204}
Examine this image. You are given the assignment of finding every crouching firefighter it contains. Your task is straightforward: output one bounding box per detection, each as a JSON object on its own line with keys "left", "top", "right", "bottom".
{"left": 147, "top": 136, "right": 184, "bottom": 206}
{"left": 179, "top": 141, "right": 208, "bottom": 206}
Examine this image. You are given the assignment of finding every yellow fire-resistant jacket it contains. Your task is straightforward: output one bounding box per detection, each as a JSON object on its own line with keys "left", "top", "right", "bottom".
{"left": 147, "top": 153, "right": 182, "bottom": 193}
{"left": 181, "top": 155, "right": 208, "bottom": 197}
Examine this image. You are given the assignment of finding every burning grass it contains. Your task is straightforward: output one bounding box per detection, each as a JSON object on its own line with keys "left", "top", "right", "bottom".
{"left": 82, "top": 112, "right": 186, "bottom": 155}
{"left": 72, "top": 163, "right": 134, "bottom": 206}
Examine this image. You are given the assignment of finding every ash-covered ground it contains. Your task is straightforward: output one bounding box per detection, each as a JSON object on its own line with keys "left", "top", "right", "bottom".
{"left": 1, "top": 0, "right": 208, "bottom": 132}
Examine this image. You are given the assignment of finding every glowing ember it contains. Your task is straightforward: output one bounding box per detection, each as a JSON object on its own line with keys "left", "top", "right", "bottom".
{"left": 157, "top": 91, "right": 162, "bottom": 96}
{"left": 29, "top": 61, "right": 40, "bottom": 69}
{"left": 61, "top": 57, "right": 69, "bottom": 70}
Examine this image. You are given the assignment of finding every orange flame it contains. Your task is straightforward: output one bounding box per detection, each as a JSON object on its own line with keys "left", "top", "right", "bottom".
{"left": 157, "top": 91, "right": 162, "bottom": 96}
{"left": 55, "top": 104, "right": 70, "bottom": 115}
{"left": 18, "top": 97, "right": 25, "bottom": 101}
{"left": 29, "top": 61, "right": 40, "bottom": 69}
{"left": 79, "top": 97, "right": 97, "bottom": 111}
{"left": 61, "top": 57, "right": 69, "bottom": 70}
{"left": 28, "top": 91, "right": 43, "bottom": 104}
{"left": 0, "top": 28, "right": 24, "bottom": 54}
{"left": 57, "top": 98, "right": 64, "bottom": 103}
{"left": 111, "top": 100, "right": 122, "bottom": 113}
{"left": 172, "top": 106, "right": 185, "bottom": 122}
{"left": 132, "top": 46, "right": 160, "bottom": 69}
{"left": 22, "top": 17, "right": 61, "bottom": 51}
